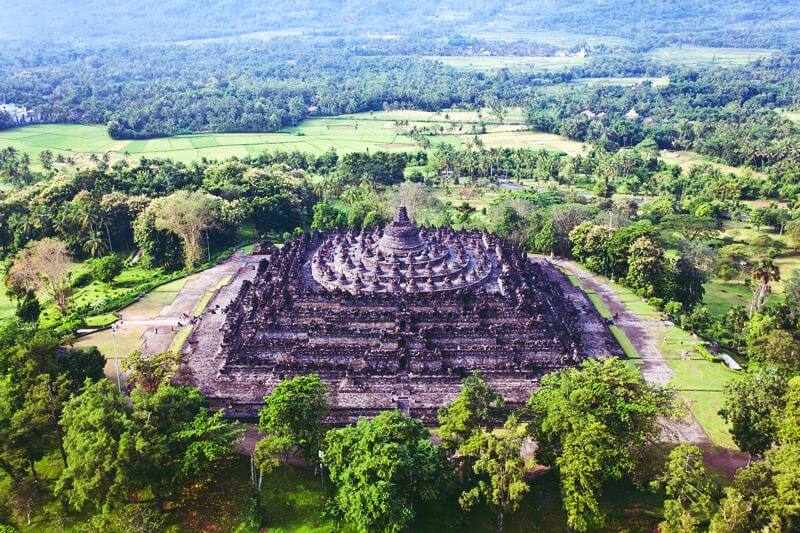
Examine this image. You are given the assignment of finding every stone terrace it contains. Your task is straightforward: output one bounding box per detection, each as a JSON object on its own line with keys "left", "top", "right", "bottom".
{"left": 178, "top": 208, "right": 621, "bottom": 423}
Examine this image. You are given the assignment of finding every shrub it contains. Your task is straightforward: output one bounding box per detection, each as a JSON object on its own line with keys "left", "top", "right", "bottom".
{"left": 91, "top": 255, "right": 125, "bottom": 283}
{"left": 70, "top": 270, "right": 93, "bottom": 288}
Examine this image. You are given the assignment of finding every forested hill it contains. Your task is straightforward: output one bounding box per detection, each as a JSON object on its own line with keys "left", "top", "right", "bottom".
{"left": 1, "top": 0, "right": 799, "bottom": 49}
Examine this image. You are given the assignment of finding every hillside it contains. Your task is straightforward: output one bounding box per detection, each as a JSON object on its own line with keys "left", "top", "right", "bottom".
{"left": 1, "top": 0, "right": 799, "bottom": 49}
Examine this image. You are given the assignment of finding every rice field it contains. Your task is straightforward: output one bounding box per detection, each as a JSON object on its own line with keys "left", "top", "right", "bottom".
{"left": 647, "top": 46, "right": 777, "bottom": 67}
{"left": 0, "top": 109, "right": 588, "bottom": 166}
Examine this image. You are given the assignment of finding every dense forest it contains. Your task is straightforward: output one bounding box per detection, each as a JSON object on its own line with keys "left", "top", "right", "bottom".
{"left": 527, "top": 54, "right": 800, "bottom": 187}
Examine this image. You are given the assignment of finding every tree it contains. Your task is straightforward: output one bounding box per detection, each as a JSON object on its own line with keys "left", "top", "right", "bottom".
{"left": 710, "top": 378, "right": 800, "bottom": 533}
{"left": 133, "top": 207, "right": 184, "bottom": 271}
{"left": 90, "top": 255, "right": 124, "bottom": 283}
{"left": 779, "top": 376, "right": 800, "bottom": 445}
{"left": 749, "top": 255, "right": 780, "bottom": 315}
{"left": 719, "top": 367, "right": 788, "bottom": 456}
{"left": 786, "top": 219, "right": 800, "bottom": 252}
{"left": 6, "top": 238, "right": 74, "bottom": 313}
{"left": 709, "top": 486, "right": 752, "bottom": 533}
{"left": 652, "top": 444, "right": 718, "bottom": 532}
{"left": 38, "top": 150, "right": 54, "bottom": 171}
{"left": 625, "top": 236, "right": 665, "bottom": 298}
{"left": 56, "top": 379, "right": 134, "bottom": 513}
{"left": 524, "top": 358, "right": 674, "bottom": 531}
{"left": 784, "top": 269, "right": 800, "bottom": 325}
{"left": 322, "top": 410, "right": 451, "bottom": 533}
{"left": 256, "top": 374, "right": 328, "bottom": 466}
{"left": 14, "top": 290, "right": 40, "bottom": 323}
{"left": 437, "top": 372, "right": 504, "bottom": 453}
{"left": 149, "top": 190, "right": 225, "bottom": 268}
{"left": 128, "top": 385, "right": 242, "bottom": 509}
{"left": 57, "top": 380, "right": 241, "bottom": 514}
{"left": 391, "top": 182, "right": 433, "bottom": 220}
{"left": 122, "top": 350, "right": 181, "bottom": 393}
{"left": 747, "top": 329, "right": 800, "bottom": 370}
{"left": 458, "top": 418, "right": 529, "bottom": 532}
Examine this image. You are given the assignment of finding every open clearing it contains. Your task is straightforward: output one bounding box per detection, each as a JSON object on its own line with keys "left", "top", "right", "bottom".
{"left": 423, "top": 54, "right": 586, "bottom": 72}
{"left": 647, "top": 46, "right": 777, "bottom": 67}
{"left": 660, "top": 149, "right": 764, "bottom": 177}
{"left": 780, "top": 108, "right": 800, "bottom": 123}
{"left": 0, "top": 290, "right": 13, "bottom": 321}
{"left": 0, "top": 109, "right": 588, "bottom": 166}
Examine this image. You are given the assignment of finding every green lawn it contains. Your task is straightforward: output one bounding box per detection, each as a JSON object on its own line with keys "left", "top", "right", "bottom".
{"left": 605, "top": 278, "right": 736, "bottom": 448}
{"left": 610, "top": 325, "right": 639, "bottom": 359}
{"left": 781, "top": 109, "right": 800, "bottom": 123}
{"left": 703, "top": 280, "right": 752, "bottom": 318}
{"left": 567, "top": 267, "right": 737, "bottom": 448}
{"left": 465, "top": 29, "right": 630, "bottom": 47}
{"left": 0, "top": 288, "right": 14, "bottom": 321}
{"left": 659, "top": 149, "right": 764, "bottom": 178}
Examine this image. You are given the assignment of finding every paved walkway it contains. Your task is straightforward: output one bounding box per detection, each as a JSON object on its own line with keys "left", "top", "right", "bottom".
{"left": 139, "top": 251, "right": 259, "bottom": 355}
{"left": 553, "top": 259, "right": 711, "bottom": 445}
{"left": 75, "top": 251, "right": 260, "bottom": 386}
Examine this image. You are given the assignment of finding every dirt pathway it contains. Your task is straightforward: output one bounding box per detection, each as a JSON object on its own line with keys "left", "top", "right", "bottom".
{"left": 553, "top": 259, "right": 711, "bottom": 445}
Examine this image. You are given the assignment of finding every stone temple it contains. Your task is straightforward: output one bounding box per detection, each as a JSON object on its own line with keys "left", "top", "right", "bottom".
{"left": 179, "top": 207, "right": 621, "bottom": 422}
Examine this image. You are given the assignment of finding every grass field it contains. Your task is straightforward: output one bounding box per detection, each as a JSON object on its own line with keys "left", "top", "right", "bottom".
{"left": 647, "top": 46, "right": 777, "bottom": 67}
{"left": 781, "top": 109, "right": 800, "bottom": 123}
{"left": 423, "top": 54, "right": 586, "bottom": 72}
{"left": 0, "top": 109, "right": 589, "bottom": 167}
{"left": 0, "top": 289, "right": 14, "bottom": 321}
{"left": 703, "top": 281, "right": 752, "bottom": 318}
{"left": 660, "top": 149, "right": 763, "bottom": 177}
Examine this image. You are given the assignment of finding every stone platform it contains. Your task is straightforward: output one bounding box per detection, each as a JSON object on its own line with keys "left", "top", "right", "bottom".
{"left": 177, "top": 208, "right": 622, "bottom": 423}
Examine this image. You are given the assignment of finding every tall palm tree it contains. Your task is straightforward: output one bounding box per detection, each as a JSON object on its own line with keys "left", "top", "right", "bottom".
{"left": 749, "top": 256, "right": 781, "bottom": 315}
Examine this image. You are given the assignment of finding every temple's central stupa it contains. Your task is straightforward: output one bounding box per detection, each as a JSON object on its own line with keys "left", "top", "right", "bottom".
{"left": 179, "top": 207, "right": 621, "bottom": 422}
{"left": 312, "top": 207, "right": 494, "bottom": 295}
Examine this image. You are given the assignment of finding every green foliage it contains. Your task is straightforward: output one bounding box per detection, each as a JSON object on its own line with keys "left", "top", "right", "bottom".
{"left": 625, "top": 236, "right": 664, "bottom": 298}
{"left": 322, "top": 410, "right": 451, "bottom": 533}
{"left": 779, "top": 376, "right": 800, "bottom": 445}
{"left": 524, "top": 358, "right": 674, "bottom": 531}
{"left": 437, "top": 372, "right": 504, "bottom": 453}
{"left": 458, "top": 418, "right": 529, "bottom": 531}
{"left": 652, "top": 444, "right": 718, "bottom": 533}
{"left": 257, "top": 374, "right": 328, "bottom": 463}
{"left": 719, "top": 367, "right": 789, "bottom": 456}
{"left": 56, "top": 379, "right": 133, "bottom": 513}
{"left": 128, "top": 385, "right": 243, "bottom": 504}
{"left": 122, "top": 350, "right": 181, "bottom": 393}
{"left": 133, "top": 208, "right": 184, "bottom": 272}
{"left": 14, "top": 290, "right": 40, "bottom": 323}
{"left": 56, "top": 379, "right": 241, "bottom": 514}
{"left": 748, "top": 328, "right": 800, "bottom": 370}
{"left": 90, "top": 254, "right": 124, "bottom": 283}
